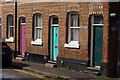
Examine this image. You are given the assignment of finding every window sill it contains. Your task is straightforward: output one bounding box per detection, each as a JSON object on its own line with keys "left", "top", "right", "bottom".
{"left": 31, "top": 39, "right": 42, "bottom": 45}
{"left": 5, "top": 37, "right": 14, "bottom": 42}
{"left": 6, "top": 0, "right": 13, "bottom": 2}
{"left": 64, "top": 41, "right": 79, "bottom": 48}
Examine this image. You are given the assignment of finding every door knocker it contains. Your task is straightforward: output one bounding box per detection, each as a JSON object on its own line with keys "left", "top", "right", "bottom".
{"left": 98, "top": 34, "right": 100, "bottom": 39}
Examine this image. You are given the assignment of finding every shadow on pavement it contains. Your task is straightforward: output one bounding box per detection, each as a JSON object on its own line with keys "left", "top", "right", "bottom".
{"left": 2, "top": 62, "right": 30, "bottom": 69}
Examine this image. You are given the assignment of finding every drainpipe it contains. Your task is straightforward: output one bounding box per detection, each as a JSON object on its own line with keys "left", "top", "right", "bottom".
{"left": 90, "top": 16, "right": 94, "bottom": 67}
{"left": 14, "top": 0, "right": 17, "bottom": 59}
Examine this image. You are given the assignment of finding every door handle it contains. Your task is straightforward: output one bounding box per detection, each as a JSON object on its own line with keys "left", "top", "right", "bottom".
{"left": 55, "top": 46, "right": 57, "bottom": 48}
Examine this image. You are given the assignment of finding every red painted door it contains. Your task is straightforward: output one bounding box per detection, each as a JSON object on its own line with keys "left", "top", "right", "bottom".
{"left": 21, "top": 24, "right": 26, "bottom": 55}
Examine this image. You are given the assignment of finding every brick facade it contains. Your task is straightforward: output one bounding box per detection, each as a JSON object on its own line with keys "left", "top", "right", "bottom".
{"left": 1, "top": 1, "right": 120, "bottom": 76}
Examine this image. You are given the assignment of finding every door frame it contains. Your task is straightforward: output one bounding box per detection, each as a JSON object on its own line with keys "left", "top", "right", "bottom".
{"left": 90, "top": 15, "right": 103, "bottom": 67}
{"left": 50, "top": 16, "right": 59, "bottom": 60}
{"left": 0, "top": 18, "right": 1, "bottom": 41}
{"left": 19, "top": 17, "right": 26, "bottom": 55}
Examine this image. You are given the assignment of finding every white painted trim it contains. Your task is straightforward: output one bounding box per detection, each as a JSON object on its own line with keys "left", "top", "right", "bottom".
{"left": 93, "top": 24, "right": 103, "bottom": 26}
{"left": 50, "top": 16, "right": 59, "bottom": 60}
{"left": 90, "top": 15, "right": 94, "bottom": 67}
{"left": 70, "top": 27, "right": 80, "bottom": 29}
{"left": 9, "top": 26, "right": 14, "bottom": 27}
{"left": 50, "top": 17, "right": 53, "bottom": 60}
{"left": 21, "top": 23, "right": 26, "bottom": 25}
{"left": 90, "top": 15, "right": 103, "bottom": 67}
{"left": 6, "top": 0, "right": 13, "bottom": 2}
{"left": 51, "top": 24, "right": 59, "bottom": 26}
{"left": 64, "top": 41, "right": 79, "bottom": 48}
{"left": 5, "top": 37, "right": 14, "bottom": 42}
{"left": 31, "top": 39, "right": 42, "bottom": 45}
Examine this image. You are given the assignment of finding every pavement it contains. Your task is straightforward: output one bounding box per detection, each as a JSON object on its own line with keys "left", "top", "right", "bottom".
{"left": 2, "top": 65, "right": 45, "bottom": 80}
{"left": 11, "top": 59, "right": 113, "bottom": 80}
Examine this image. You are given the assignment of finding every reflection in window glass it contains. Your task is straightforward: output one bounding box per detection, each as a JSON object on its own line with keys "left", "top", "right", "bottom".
{"left": 34, "top": 14, "right": 42, "bottom": 40}
{"left": 68, "top": 12, "right": 79, "bottom": 42}
{"left": 94, "top": 15, "right": 103, "bottom": 24}
{"left": 8, "top": 15, "right": 14, "bottom": 38}
{"left": 52, "top": 17, "right": 58, "bottom": 24}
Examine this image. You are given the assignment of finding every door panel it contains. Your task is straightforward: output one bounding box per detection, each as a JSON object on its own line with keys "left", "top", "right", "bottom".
{"left": 93, "top": 26, "right": 103, "bottom": 66}
{"left": 21, "top": 24, "right": 26, "bottom": 55}
{"left": 52, "top": 26, "right": 59, "bottom": 61}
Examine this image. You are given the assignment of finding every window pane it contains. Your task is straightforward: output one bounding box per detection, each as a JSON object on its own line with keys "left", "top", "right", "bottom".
{"left": 21, "top": 17, "right": 26, "bottom": 23}
{"left": 39, "top": 28, "right": 42, "bottom": 39}
{"left": 94, "top": 15, "right": 103, "bottom": 24}
{"left": 71, "top": 28, "right": 79, "bottom": 41}
{"left": 36, "top": 15, "right": 38, "bottom": 27}
{"left": 36, "top": 28, "right": 42, "bottom": 39}
{"left": 36, "top": 28, "right": 38, "bottom": 39}
{"left": 38, "top": 15, "right": 42, "bottom": 27}
{"left": 0, "top": 18, "right": 1, "bottom": 24}
{"left": 70, "top": 14, "right": 73, "bottom": 27}
{"left": 71, "top": 28, "right": 73, "bottom": 41}
{"left": 52, "top": 17, "right": 58, "bottom": 24}
{"left": 70, "top": 14, "right": 79, "bottom": 27}
{"left": 10, "top": 27, "right": 14, "bottom": 37}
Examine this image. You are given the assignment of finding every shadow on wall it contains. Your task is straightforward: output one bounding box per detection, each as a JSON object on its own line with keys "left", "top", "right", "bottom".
{"left": 107, "top": 2, "right": 120, "bottom": 77}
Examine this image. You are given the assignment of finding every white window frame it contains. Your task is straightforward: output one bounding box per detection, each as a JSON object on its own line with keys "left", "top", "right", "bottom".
{"left": 31, "top": 14, "right": 42, "bottom": 45}
{"left": 64, "top": 12, "right": 80, "bottom": 48}
{"left": 5, "top": 15, "right": 14, "bottom": 42}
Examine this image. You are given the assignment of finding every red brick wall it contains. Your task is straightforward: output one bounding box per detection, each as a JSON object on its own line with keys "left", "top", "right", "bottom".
{"left": 1, "top": 2, "right": 110, "bottom": 62}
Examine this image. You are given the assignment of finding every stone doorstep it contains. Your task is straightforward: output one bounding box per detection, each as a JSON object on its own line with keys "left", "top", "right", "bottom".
{"left": 88, "top": 66, "right": 100, "bottom": 70}
{"left": 86, "top": 66, "right": 101, "bottom": 75}
{"left": 47, "top": 60, "right": 56, "bottom": 64}
{"left": 15, "top": 55, "right": 25, "bottom": 61}
{"left": 45, "top": 60, "right": 57, "bottom": 68}
{"left": 17, "top": 55, "right": 25, "bottom": 58}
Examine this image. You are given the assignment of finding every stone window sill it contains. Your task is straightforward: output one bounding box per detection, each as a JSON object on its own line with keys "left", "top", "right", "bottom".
{"left": 31, "top": 39, "right": 42, "bottom": 45}
{"left": 5, "top": 37, "right": 14, "bottom": 43}
{"left": 64, "top": 41, "right": 79, "bottom": 48}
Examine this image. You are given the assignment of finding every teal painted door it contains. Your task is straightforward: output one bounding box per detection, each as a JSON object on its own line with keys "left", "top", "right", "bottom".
{"left": 93, "top": 26, "right": 103, "bottom": 66}
{"left": 52, "top": 26, "right": 59, "bottom": 61}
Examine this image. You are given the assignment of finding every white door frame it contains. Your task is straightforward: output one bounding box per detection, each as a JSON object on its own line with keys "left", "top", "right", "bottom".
{"left": 90, "top": 15, "right": 103, "bottom": 67}
{"left": 50, "top": 16, "right": 59, "bottom": 60}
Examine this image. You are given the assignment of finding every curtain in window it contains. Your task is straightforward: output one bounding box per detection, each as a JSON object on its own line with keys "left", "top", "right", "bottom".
{"left": 69, "top": 12, "right": 79, "bottom": 42}
{"left": 8, "top": 15, "right": 14, "bottom": 38}
{"left": 34, "top": 14, "right": 42, "bottom": 40}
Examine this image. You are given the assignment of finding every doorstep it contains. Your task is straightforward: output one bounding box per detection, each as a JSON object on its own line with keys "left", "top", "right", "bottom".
{"left": 88, "top": 66, "right": 100, "bottom": 71}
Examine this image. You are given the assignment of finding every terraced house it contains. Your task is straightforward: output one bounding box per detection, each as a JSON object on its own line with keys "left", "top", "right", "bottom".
{"left": 1, "top": 0, "right": 120, "bottom": 77}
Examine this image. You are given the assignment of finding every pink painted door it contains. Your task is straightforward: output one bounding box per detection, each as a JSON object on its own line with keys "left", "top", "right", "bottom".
{"left": 21, "top": 24, "right": 26, "bottom": 55}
